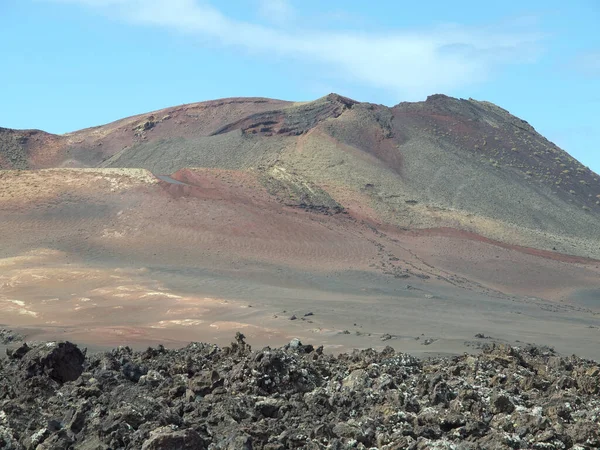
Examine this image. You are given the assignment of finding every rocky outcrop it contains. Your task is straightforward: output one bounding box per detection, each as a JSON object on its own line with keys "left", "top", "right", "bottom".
{"left": 7, "top": 341, "right": 85, "bottom": 383}
{"left": 0, "top": 338, "right": 599, "bottom": 449}
{"left": 141, "top": 427, "right": 204, "bottom": 450}
{"left": 0, "top": 329, "right": 23, "bottom": 345}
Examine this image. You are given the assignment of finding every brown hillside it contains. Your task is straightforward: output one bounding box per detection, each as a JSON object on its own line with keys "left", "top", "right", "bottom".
{"left": 1, "top": 94, "right": 599, "bottom": 260}
{"left": 1, "top": 168, "right": 600, "bottom": 358}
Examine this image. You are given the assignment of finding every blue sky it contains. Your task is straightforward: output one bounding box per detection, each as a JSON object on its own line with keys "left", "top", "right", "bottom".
{"left": 1, "top": 0, "right": 599, "bottom": 172}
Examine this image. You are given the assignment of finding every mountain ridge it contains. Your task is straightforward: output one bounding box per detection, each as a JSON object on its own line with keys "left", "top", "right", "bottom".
{"left": 2, "top": 95, "right": 600, "bottom": 359}
{"left": 1, "top": 93, "right": 599, "bottom": 260}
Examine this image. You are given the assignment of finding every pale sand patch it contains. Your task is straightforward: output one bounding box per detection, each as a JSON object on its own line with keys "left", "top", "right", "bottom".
{"left": 206, "top": 322, "right": 290, "bottom": 343}
{"left": 40, "top": 298, "right": 60, "bottom": 304}
{"left": 0, "top": 301, "right": 39, "bottom": 318}
{"left": 0, "top": 170, "right": 157, "bottom": 209}
{"left": 151, "top": 319, "right": 205, "bottom": 329}
{"left": 208, "top": 322, "right": 280, "bottom": 336}
{"left": 7, "top": 299, "right": 25, "bottom": 307}
{"left": 102, "top": 230, "right": 126, "bottom": 239}
{"left": 0, "top": 250, "right": 66, "bottom": 269}
{"left": 0, "top": 249, "right": 254, "bottom": 347}
{"left": 165, "top": 307, "right": 211, "bottom": 315}
{"left": 140, "top": 292, "right": 183, "bottom": 299}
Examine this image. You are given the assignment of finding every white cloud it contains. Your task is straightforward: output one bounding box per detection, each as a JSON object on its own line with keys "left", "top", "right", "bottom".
{"left": 49, "top": 0, "right": 546, "bottom": 99}
{"left": 257, "top": 0, "right": 295, "bottom": 25}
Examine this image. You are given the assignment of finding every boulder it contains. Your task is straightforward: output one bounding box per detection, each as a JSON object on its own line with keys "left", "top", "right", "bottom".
{"left": 122, "top": 361, "right": 147, "bottom": 382}
{"left": 490, "top": 392, "right": 515, "bottom": 414}
{"left": 20, "top": 342, "right": 85, "bottom": 383}
{"left": 141, "top": 427, "right": 204, "bottom": 450}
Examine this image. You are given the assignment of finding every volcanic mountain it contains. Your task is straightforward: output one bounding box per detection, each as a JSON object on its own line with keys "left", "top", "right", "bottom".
{"left": 1, "top": 94, "right": 599, "bottom": 357}
{"left": 3, "top": 93, "right": 599, "bottom": 258}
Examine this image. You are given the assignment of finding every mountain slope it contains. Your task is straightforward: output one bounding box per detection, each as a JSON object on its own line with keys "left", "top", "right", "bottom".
{"left": 2, "top": 167, "right": 599, "bottom": 357}
{"left": 1, "top": 93, "right": 599, "bottom": 259}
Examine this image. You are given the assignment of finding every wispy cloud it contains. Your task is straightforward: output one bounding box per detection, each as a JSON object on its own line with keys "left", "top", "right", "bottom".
{"left": 50, "top": 0, "right": 546, "bottom": 99}
{"left": 257, "top": 0, "right": 295, "bottom": 25}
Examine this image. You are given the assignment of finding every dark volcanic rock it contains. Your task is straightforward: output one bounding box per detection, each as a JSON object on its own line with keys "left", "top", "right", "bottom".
{"left": 141, "top": 427, "right": 204, "bottom": 450}
{"left": 20, "top": 341, "right": 85, "bottom": 382}
{"left": 122, "top": 361, "right": 147, "bottom": 382}
{"left": 0, "top": 339, "right": 599, "bottom": 449}
{"left": 490, "top": 392, "right": 515, "bottom": 414}
{"left": 0, "top": 329, "right": 23, "bottom": 345}
{"left": 7, "top": 343, "right": 30, "bottom": 360}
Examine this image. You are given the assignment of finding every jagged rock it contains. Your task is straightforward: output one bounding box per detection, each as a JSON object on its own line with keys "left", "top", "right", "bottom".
{"left": 255, "top": 398, "right": 283, "bottom": 418}
{"left": 141, "top": 427, "right": 204, "bottom": 450}
{"left": 23, "top": 427, "right": 49, "bottom": 449}
{"left": 188, "top": 370, "right": 222, "bottom": 396}
{"left": 20, "top": 341, "right": 84, "bottom": 382}
{"left": 0, "top": 425, "right": 19, "bottom": 450}
{"left": 0, "top": 339, "right": 599, "bottom": 449}
{"left": 0, "top": 329, "right": 23, "bottom": 345}
{"left": 122, "top": 361, "right": 147, "bottom": 382}
{"left": 220, "top": 433, "right": 253, "bottom": 450}
{"left": 138, "top": 370, "right": 164, "bottom": 387}
{"left": 285, "top": 338, "right": 314, "bottom": 354}
{"left": 490, "top": 392, "right": 515, "bottom": 414}
{"left": 7, "top": 342, "right": 30, "bottom": 359}
{"left": 288, "top": 338, "right": 302, "bottom": 350}
{"left": 34, "top": 430, "right": 73, "bottom": 450}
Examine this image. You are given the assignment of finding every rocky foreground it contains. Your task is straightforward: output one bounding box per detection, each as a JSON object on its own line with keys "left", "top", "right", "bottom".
{"left": 1, "top": 335, "right": 599, "bottom": 450}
